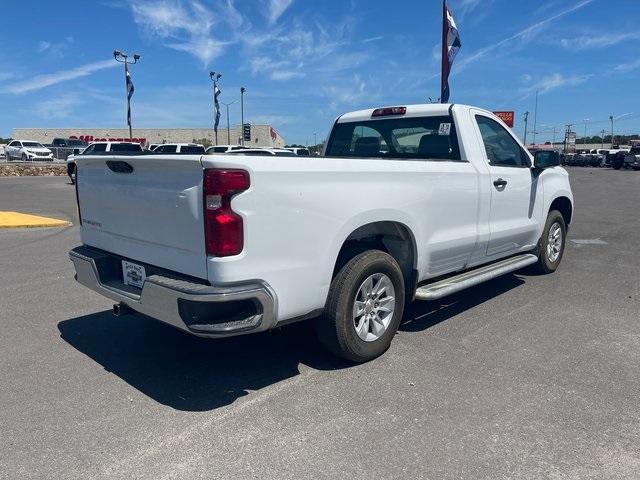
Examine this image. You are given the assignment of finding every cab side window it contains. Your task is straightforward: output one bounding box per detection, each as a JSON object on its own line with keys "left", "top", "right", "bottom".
{"left": 475, "top": 115, "right": 530, "bottom": 167}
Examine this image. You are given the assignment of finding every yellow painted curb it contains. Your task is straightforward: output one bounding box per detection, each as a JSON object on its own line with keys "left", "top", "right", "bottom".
{"left": 0, "top": 211, "right": 71, "bottom": 229}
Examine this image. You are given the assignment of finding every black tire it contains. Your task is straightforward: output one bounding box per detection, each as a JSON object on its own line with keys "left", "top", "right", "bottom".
{"left": 67, "top": 163, "right": 76, "bottom": 184}
{"left": 533, "top": 210, "right": 566, "bottom": 274}
{"left": 21, "top": 153, "right": 27, "bottom": 162}
{"left": 316, "top": 250, "right": 405, "bottom": 363}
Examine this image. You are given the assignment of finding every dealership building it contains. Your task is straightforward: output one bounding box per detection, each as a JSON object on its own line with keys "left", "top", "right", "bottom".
{"left": 11, "top": 124, "right": 286, "bottom": 148}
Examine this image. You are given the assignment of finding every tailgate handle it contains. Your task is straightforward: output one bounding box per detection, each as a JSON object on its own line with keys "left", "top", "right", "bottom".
{"left": 106, "top": 160, "right": 134, "bottom": 174}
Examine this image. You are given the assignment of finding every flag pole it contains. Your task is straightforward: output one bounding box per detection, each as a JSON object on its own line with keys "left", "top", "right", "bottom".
{"left": 125, "top": 63, "right": 132, "bottom": 140}
{"left": 440, "top": 0, "right": 447, "bottom": 103}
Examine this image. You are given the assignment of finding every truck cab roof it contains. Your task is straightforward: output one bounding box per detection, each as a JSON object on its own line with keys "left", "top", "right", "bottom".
{"left": 337, "top": 103, "right": 481, "bottom": 123}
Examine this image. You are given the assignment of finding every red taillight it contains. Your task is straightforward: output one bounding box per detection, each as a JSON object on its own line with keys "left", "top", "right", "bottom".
{"left": 203, "top": 169, "right": 250, "bottom": 257}
{"left": 372, "top": 106, "right": 406, "bottom": 117}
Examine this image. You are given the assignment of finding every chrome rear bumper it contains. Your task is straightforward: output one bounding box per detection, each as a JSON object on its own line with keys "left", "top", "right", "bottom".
{"left": 69, "top": 246, "right": 277, "bottom": 338}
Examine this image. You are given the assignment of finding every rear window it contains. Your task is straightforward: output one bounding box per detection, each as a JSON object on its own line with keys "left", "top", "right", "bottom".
{"left": 297, "top": 149, "right": 310, "bottom": 156}
{"left": 180, "top": 145, "right": 205, "bottom": 154}
{"left": 325, "top": 115, "right": 461, "bottom": 161}
{"left": 111, "top": 143, "right": 142, "bottom": 152}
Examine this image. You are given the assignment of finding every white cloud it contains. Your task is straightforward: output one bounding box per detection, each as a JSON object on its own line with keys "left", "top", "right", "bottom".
{"left": 37, "top": 37, "right": 74, "bottom": 59}
{"left": 456, "top": 0, "right": 484, "bottom": 18}
{"left": 249, "top": 57, "right": 305, "bottom": 81}
{"left": 323, "top": 74, "right": 379, "bottom": 109}
{"left": 129, "top": 0, "right": 226, "bottom": 66}
{"left": 362, "top": 36, "right": 383, "bottom": 44}
{"left": 457, "top": 0, "right": 595, "bottom": 70}
{"left": 267, "top": 0, "right": 294, "bottom": 24}
{"left": 0, "top": 60, "right": 118, "bottom": 95}
{"left": 37, "top": 41, "right": 52, "bottom": 52}
{"left": 560, "top": 31, "right": 640, "bottom": 50}
{"left": 614, "top": 58, "right": 640, "bottom": 74}
{"left": 520, "top": 73, "right": 592, "bottom": 97}
{"left": 34, "top": 94, "right": 84, "bottom": 119}
{"left": 243, "top": 15, "right": 364, "bottom": 81}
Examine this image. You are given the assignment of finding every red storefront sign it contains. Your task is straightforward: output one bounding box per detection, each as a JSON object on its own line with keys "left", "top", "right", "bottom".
{"left": 69, "top": 135, "right": 147, "bottom": 145}
{"left": 493, "top": 111, "right": 514, "bottom": 128}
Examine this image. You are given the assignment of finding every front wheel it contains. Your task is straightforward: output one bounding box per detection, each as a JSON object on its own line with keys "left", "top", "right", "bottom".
{"left": 316, "top": 250, "right": 405, "bottom": 363}
{"left": 533, "top": 210, "right": 567, "bottom": 274}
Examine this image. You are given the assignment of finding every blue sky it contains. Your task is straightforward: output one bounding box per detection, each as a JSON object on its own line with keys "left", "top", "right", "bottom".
{"left": 1, "top": 0, "right": 639, "bottom": 144}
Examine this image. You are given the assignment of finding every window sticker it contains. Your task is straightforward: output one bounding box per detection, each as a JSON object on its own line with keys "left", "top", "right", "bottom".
{"left": 438, "top": 123, "right": 451, "bottom": 136}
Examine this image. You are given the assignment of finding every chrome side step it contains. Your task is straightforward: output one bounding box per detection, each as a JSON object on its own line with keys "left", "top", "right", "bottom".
{"left": 414, "top": 253, "right": 538, "bottom": 301}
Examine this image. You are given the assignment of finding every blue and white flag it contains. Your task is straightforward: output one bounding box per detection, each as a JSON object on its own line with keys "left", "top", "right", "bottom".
{"left": 214, "top": 83, "right": 221, "bottom": 132}
{"left": 126, "top": 63, "right": 134, "bottom": 128}
{"left": 441, "top": 0, "right": 461, "bottom": 103}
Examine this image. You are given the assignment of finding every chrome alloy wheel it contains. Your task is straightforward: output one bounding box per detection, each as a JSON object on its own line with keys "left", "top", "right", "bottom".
{"left": 352, "top": 273, "right": 395, "bottom": 342}
{"left": 547, "top": 222, "right": 563, "bottom": 263}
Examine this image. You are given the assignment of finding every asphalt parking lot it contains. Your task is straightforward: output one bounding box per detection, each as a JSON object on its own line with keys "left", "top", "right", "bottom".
{"left": 1, "top": 169, "right": 639, "bottom": 479}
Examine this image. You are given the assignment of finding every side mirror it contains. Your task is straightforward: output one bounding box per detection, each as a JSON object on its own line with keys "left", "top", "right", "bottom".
{"left": 534, "top": 150, "right": 560, "bottom": 169}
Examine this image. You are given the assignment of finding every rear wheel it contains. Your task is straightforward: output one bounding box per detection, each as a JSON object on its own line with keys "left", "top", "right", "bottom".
{"left": 533, "top": 210, "right": 566, "bottom": 274}
{"left": 68, "top": 163, "right": 76, "bottom": 184}
{"left": 316, "top": 250, "right": 405, "bottom": 363}
{"left": 21, "top": 153, "right": 27, "bottom": 162}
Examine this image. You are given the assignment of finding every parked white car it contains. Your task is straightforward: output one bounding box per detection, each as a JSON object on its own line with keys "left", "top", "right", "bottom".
{"left": 206, "top": 144, "right": 247, "bottom": 154}
{"left": 152, "top": 143, "right": 206, "bottom": 154}
{"left": 227, "top": 148, "right": 297, "bottom": 156}
{"left": 70, "top": 103, "right": 573, "bottom": 362}
{"left": 67, "top": 141, "right": 143, "bottom": 184}
{"left": 4, "top": 140, "right": 53, "bottom": 161}
{"left": 285, "top": 147, "right": 311, "bottom": 156}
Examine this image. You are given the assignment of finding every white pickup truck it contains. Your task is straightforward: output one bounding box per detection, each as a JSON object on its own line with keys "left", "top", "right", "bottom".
{"left": 70, "top": 103, "right": 573, "bottom": 362}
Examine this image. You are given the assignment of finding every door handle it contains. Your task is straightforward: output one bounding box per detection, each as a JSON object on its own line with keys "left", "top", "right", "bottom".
{"left": 493, "top": 178, "right": 508, "bottom": 188}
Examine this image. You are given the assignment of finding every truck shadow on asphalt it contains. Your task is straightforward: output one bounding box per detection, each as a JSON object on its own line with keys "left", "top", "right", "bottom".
{"left": 57, "top": 274, "right": 524, "bottom": 412}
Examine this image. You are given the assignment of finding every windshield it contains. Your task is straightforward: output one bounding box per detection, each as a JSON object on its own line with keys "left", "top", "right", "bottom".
{"left": 67, "top": 139, "right": 87, "bottom": 146}
{"left": 111, "top": 143, "right": 143, "bottom": 152}
{"left": 325, "top": 115, "right": 461, "bottom": 160}
{"left": 23, "top": 142, "right": 44, "bottom": 148}
{"left": 629, "top": 147, "right": 640, "bottom": 154}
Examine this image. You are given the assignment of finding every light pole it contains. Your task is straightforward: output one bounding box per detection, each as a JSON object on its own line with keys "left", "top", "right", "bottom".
{"left": 532, "top": 89, "right": 539, "bottom": 146}
{"left": 582, "top": 119, "right": 589, "bottom": 151}
{"left": 523, "top": 111, "right": 529, "bottom": 145}
{"left": 240, "top": 87, "right": 246, "bottom": 146}
{"left": 609, "top": 115, "right": 614, "bottom": 149}
{"left": 221, "top": 100, "right": 237, "bottom": 145}
{"left": 600, "top": 129, "right": 606, "bottom": 149}
{"left": 113, "top": 50, "right": 140, "bottom": 140}
{"left": 564, "top": 124, "right": 573, "bottom": 153}
{"left": 209, "top": 72, "right": 222, "bottom": 145}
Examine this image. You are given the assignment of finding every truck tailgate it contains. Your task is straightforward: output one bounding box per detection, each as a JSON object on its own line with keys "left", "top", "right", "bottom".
{"left": 76, "top": 155, "right": 207, "bottom": 279}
